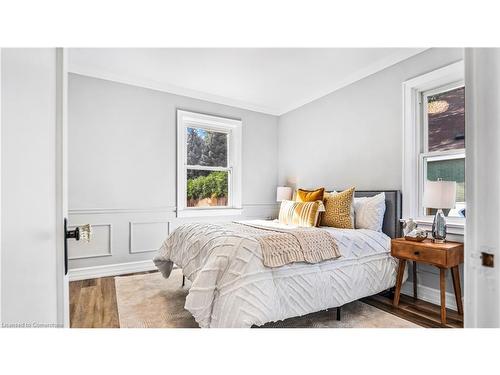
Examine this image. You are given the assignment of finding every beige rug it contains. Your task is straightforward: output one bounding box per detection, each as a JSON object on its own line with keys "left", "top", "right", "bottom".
{"left": 115, "top": 269, "right": 419, "bottom": 328}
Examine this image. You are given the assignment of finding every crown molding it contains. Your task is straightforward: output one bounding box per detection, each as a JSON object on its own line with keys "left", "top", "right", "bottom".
{"left": 68, "top": 65, "right": 281, "bottom": 116}
{"left": 69, "top": 48, "right": 429, "bottom": 117}
{"left": 279, "top": 48, "right": 429, "bottom": 115}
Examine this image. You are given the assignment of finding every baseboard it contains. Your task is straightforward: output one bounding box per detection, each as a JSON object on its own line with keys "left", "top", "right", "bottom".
{"left": 401, "top": 281, "right": 462, "bottom": 311}
{"left": 68, "top": 260, "right": 157, "bottom": 281}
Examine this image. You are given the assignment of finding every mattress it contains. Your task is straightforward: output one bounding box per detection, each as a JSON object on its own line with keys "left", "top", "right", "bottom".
{"left": 155, "top": 220, "right": 402, "bottom": 328}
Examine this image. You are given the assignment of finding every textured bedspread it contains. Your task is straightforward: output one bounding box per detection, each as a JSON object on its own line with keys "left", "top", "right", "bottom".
{"left": 225, "top": 221, "right": 340, "bottom": 267}
{"left": 154, "top": 220, "right": 399, "bottom": 328}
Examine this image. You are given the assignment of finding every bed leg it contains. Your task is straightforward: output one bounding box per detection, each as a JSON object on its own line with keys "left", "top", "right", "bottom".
{"left": 336, "top": 306, "right": 341, "bottom": 321}
{"left": 182, "top": 275, "right": 185, "bottom": 287}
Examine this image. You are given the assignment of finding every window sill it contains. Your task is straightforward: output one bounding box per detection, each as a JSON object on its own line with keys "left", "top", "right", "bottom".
{"left": 413, "top": 216, "right": 465, "bottom": 236}
{"left": 176, "top": 207, "right": 243, "bottom": 218}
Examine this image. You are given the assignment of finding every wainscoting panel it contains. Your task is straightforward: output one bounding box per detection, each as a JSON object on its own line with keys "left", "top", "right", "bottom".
{"left": 67, "top": 203, "right": 279, "bottom": 278}
{"left": 129, "top": 221, "right": 170, "bottom": 254}
{"left": 68, "top": 223, "right": 112, "bottom": 260}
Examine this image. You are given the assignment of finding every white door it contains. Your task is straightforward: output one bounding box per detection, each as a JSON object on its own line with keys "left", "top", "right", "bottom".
{"left": 0, "top": 48, "right": 69, "bottom": 327}
{"left": 464, "top": 48, "right": 500, "bottom": 327}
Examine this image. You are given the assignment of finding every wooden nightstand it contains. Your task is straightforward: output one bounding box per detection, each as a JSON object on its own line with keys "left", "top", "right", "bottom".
{"left": 391, "top": 238, "right": 464, "bottom": 326}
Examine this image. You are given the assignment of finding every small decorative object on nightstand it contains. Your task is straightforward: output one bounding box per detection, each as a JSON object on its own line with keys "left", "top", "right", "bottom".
{"left": 401, "top": 218, "right": 427, "bottom": 241}
{"left": 423, "top": 179, "right": 457, "bottom": 243}
{"left": 391, "top": 238, "right": 464, "bottom": 326}
{"left": 404, "top": 228, "right": 428, "bottom": 242}
{"left": 401, "top": 218, "right": 417, "bottom": 236}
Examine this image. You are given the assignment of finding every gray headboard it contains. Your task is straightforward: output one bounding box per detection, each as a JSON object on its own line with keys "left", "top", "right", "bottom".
{"left": 353, "top": 190, "right": 402, "bottom": 239}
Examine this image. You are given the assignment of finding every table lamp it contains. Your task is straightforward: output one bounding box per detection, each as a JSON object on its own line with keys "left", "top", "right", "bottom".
{"left": 276, "top": 186, "right": 293, "bottom": 202}
{"left": 422, "top": 179, "right": 457, "bottom": 243}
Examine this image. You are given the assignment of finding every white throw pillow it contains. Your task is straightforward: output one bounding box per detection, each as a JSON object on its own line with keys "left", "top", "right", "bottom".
{"left": 353, "top": 193, "right": 386, "bottom": 232}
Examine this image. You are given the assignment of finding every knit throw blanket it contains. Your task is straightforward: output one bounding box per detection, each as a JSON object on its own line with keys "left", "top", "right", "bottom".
{"left": 230, "top": 220, "right": 341, "bottom": 267}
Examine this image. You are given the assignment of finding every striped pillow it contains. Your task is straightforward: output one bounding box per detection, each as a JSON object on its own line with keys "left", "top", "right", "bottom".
{"left": 278, "top": 200, "right": 321, "bottom": 227}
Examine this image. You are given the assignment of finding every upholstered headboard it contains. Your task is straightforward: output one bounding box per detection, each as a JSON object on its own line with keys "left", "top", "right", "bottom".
{"left": 353, "top": 190, "right": 402, "bottom": 239}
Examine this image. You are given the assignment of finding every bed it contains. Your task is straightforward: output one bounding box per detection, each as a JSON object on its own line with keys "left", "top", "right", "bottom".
{"left": 154, "top": 190, "right": 403, "bottom": 328}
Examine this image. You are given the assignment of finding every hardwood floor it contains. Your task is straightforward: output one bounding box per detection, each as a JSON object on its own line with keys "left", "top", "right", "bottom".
{"left": 362, "top": 290, "right": 464, "bottom": 328}
{"left": 70, "top": 270, "right": 158, "bottom": 328}
{"left": 70, "top": 273, "right": 463, "bottom": 328}
{"left": 70, "top": 276, "right": 120, "bottom": 328}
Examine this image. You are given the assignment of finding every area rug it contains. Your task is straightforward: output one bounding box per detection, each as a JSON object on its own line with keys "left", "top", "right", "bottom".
{"left": 115, "top": 269, "right": 419, "bottom": 328}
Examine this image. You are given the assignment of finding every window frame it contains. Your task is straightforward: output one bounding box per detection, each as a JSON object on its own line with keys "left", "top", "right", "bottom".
{"left": 419, "top": 82, "right": 465, "bottom": 218}
{"left": 176, "top": 110, "right": 242, "bottom": 218}
{"left": 402, "top": 61, "right": 465, "bottom": 234}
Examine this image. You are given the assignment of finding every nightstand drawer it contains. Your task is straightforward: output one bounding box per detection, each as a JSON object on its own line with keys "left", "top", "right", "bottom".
{"left": 391, "top": 242, "right": 446, "bottom": 266}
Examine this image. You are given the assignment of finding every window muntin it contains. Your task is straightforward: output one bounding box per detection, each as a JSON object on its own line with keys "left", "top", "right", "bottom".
{"left": 420, "top": 83, "right": 465, "bottom": 218}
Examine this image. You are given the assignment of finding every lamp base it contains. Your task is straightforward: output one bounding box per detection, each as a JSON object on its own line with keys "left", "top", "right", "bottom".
{"left": 431, "top": 209, "right": 447, "bottom": 243}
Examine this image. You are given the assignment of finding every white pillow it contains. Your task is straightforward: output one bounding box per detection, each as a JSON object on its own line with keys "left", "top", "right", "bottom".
{"left": 353, "top": 193, "right": 386, "bottom": 232}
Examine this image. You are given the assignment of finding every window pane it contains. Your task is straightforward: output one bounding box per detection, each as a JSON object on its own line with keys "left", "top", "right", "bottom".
{"left": 427, "top": 86, "right": 465, "bottom": 152}
{"left": 186, "top": 169, "right": 229, "bottom": 207}
{"left": 426, "top": 158, "right": 465, "bottom": 217}
{"left": 186, "top": 127, "right": 227, "bottom": 167}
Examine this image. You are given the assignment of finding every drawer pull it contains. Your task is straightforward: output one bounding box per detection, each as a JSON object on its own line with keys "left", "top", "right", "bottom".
{"left": 414, "top": 251, "right": 420, "bottom": 256}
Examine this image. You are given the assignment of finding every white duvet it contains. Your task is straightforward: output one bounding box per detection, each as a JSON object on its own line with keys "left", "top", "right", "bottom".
{"left": 154, "top": 220, "right": 401, "bottom": 328}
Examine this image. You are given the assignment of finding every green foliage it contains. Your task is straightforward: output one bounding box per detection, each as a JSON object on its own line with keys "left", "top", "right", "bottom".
{"left": 427, "top": 158, "right": 465, "bottom": 202}
{"left": 187, "top": 171, "right": 228, "bottom": 200}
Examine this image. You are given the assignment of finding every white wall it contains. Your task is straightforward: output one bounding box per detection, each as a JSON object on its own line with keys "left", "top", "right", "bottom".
{"left": 68, "top": 74, "right": 279, "bottom": 274}
{"left": 278, "top": 48, "right": 463, "bottom": 190}
{"left": 1, "top": 49, "right": 60, "bottom": 325}
{"left": 278, "top": 48, "right": 464, "bottom": 307}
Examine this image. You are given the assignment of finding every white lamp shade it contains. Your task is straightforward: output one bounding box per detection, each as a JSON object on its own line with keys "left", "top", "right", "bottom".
{"left": 423, "top": 180, "right": 457, "bottom": 209}
{"left": 276, "top": 186, "right": 293, "bottom": 202}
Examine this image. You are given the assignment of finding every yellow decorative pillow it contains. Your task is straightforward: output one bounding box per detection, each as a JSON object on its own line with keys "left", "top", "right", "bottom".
{"left": 278, "top": 200, "right": 321, "bottom": 228}
{"left": 296, "top": 187, "right": 325, "bottom": 202}
{"left": 321, "top": 187, "right": 355, "bottom": 228}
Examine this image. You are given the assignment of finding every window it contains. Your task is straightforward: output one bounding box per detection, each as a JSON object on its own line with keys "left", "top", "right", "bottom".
{"left": 420, "top": 84, "right": 465, "bottom": 218}
{"left": 402, "top": 61, "right": 465, "bottom": 231}
{"left": 177, "top": 110, "right": 242, "bottom": 217}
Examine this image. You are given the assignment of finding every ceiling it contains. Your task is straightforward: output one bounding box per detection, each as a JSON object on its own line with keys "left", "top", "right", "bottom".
{"left": 68, "top": 48, "right": 427, "bottom": 116}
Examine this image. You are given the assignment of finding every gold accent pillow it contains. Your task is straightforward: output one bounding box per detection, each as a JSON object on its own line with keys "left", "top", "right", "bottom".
{"left": 321, "top": 187, "right": 355, "bottom": 228}
{"left": 278, "top": 200, "right": 321, "bottom": 228}
{"left": 296, "top": 187, "right": 325, "bottom": 202}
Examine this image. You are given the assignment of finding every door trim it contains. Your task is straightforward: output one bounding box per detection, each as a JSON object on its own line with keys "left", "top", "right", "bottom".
{"left": 464, "top": 48, "right": 476, "bottom": 327}
{"left": 56, "top": 48, "right": 69, "bottom": 327}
